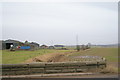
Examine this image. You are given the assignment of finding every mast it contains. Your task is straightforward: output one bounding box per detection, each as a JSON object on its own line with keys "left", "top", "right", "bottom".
{"left": 76, "top": 35, "right": 80, "bottom": 51}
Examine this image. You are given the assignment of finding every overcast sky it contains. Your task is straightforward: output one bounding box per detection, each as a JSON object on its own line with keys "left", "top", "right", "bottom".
{"left": 1, "top": 1, "right": 118, "bottom": 45}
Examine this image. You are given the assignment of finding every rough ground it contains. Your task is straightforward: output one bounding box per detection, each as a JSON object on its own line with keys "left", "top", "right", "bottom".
{"left": 24, "top": 51, "right": 75, "bottom": 63}
{"left": 24, "top": 48, "right": 118, "bottom": 75}
{"left": 10, "top": 48, "right": 119, "bottom": 78}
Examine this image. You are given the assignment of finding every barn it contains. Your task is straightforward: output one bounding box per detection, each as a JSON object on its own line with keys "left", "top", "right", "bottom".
{"left": 2, "top": 39, "right": 22, "bottom": 50}
{"left": 30, "top": 42, "right": 39, "bottom": 50}
{"left": 1, "top": 39, "right": 40, "bottom": 50}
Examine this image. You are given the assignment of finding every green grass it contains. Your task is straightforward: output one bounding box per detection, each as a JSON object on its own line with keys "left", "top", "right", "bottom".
{"left": 69, "top": 47, "right": 118, "bottom": 73}
{"left": 0, "top": 50, "right": 2, "bottom": 64}
{"left": 2, "top": 47, "right": 118, "bottom": 74}
{"left": 2, "top": 49, "right": 71, "bottom": 64}
{"left": 69, "top": 48, "right": 118, "bottom": 63}
{"left": 2, "top": 48, "right": 118, "bottom": 65}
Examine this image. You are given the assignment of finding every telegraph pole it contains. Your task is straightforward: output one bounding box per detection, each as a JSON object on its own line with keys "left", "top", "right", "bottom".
{"left": 76, "top": 35, "right": 78, "bottom": 46}
{"left": 76, "top": 35, "right": 80, "bottom": 51}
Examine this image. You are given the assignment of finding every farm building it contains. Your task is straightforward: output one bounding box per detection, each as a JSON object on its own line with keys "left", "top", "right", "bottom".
{"left": 30, "top": 42, "right": 39, "bottom": 50}
{"left": 54, "top": 45, "right": 64, "bottom": 47}
{"left": 40, "top": 45, "right": 48, "bottom": 49}
{"left": 1, "top": 39, "right": 40, "bottom": 50}
{"left": 2, "top": 39, "right": 22, "bottom": 50}
{"left": 48, "top": 46, "right": 55, "bottom": 49}
{"left": 54, "top": 45, "right": 68, "bottom": 50}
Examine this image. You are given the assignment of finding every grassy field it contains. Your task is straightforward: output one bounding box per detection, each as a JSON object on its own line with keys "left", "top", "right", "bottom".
{"left": 69, "top": 48, "right": 118, "bottom": 63}
{"left": 2, "top": 47, "right": 118, "bottom": 65}
{"left": 68, "top": 47, "right": 118, "bottom": 73}
{"left": 2, "top": 49, "right": 71, "bottom": 64}
{"left": 1, "top": 47, "right": 118, "bottom": 74}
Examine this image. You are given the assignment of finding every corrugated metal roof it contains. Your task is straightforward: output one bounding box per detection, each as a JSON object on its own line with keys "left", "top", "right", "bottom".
{"left": 4, "top": 39, "right": 20, "bottom": 43}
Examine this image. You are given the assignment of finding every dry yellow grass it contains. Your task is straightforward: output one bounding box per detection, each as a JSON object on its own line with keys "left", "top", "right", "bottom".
{"left": 100, "top": 65, "right": 118, "bottom": 74}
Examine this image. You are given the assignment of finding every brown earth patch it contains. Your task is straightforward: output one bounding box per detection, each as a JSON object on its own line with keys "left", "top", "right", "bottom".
{"left": 24, "top": 51, "right": 76, "bottom": 63}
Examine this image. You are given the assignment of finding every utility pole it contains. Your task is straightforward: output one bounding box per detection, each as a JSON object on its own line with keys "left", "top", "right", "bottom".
{"left": 76, "top": 35, "right": 78, "bottom": 46}
{"left": 76, "top": 35, "right": 80, "bottom": 51}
